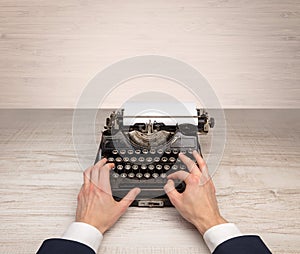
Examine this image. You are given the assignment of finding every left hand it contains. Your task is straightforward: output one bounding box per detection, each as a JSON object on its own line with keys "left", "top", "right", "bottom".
{"left": 75, "top": 158, "right": 141, "bottom": 234}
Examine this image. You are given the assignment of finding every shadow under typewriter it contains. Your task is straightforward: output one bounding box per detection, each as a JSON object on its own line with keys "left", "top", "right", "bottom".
{"left": 95, "top": 108, "right": 214, "bottom": 207}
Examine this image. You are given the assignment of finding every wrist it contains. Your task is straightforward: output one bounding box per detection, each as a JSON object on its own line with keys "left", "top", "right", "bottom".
{"left": 194, "top": 215, "right": 228, "bottom": 235}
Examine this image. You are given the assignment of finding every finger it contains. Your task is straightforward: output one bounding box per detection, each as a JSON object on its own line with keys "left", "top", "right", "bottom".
{"left": 119, "top": 188, "right": 141, "bottom": 209}
{"left": 83, "top": 166, "right": 93, "bottom": 187}
{"left": 192, "top": 150, "right": 207, "bottom": 173}
{"left": 91, "top": 158, "right": 108, "bottom": 186}
{"left": 167, "top": 170, "right": 190, "bottom": 182}
{"left": 179, "top": 152, "right": 201, "bottom": 176}
{"left": 98, "top": 163, "right": 114, "bottom": 195}
{"left": 164, "top": 179, "right": 182, "bottom": 206}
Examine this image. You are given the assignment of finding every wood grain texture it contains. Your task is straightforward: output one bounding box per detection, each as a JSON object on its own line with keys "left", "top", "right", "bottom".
{"left": 0, "top": 0, "right": 299, "bottom": 108}
{"left": 0, "top": 109, "right": 299, "bottom": 254}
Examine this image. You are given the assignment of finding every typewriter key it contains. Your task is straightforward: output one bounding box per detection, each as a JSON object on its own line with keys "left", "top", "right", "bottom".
{"left": 123, "top": 157, "right": 129, "bottom": 162}
{"left": 161, "top": 157, "right": 168, "bottom": 162}
{"left": 180, "top": 150, "right": 186, "bottom": 154}
{"left": 156, "top": 165, "right": 162, "bottom": 170}
{"left": 138, "top": 157, "right": 145, "bottom": 162}
{"left": 154, "top": 157, "right": 160, "bottom": 162}
{"left": 120, "top": 149, "right": 126, "bottom": 155}
{"left": 117, "top": 165, "right": 123, "bottom": 170}
{"left": 180, "top": 164, "right": 186, "bottom": 170}
{"left": 164, "top": 165, "right": 170, "bottom": 171}
{"left": 125, "top": 164, "right": 131, "bottom": 170}
{"left": 136, "top": 172, "right": 143, "bottom": 178}
{"left": 141, "top": 164, "right": 147, "bottom": 170}
{"left": 146, "top": 157, "right": 152, "bottom": 163}
{"left": 112, "top": 172, "right": 119, "bottom": 178}
{"left": 127, "top": 150, "right": 134, "bottom": 155}
{"left": 120, "top": 173, "right": 127, "bottom": 178}
{"left": 157, "top": 149, "right": 164, "bottom": 154}
{"left": 169, "top": 157, "right": 176, "bottom": 163}
{"left": 142, "top": 148, "right": 148, "bottom": 154}
{"left": 160, "top": 173, "right": 167, "bottom": 178}
{"left": 130, "top": 157, "right": 137, "bottom": 162}
{"left": 132, "top": 164, "right": 138, "bottom": 170}
{"left": 115, "top": 157, "right": 122, "bottom": 162}
{"left": 128, "top": 172, "right": 135, "bottom": 178}
{"left": 150, "top": 148, "right": 156, "bottom": 154}
{"left": 171, "top": 165, "right": 178, "bottom": 170}
{"left": 152, "top": 173, "right": 159, "bottom": 178}
{"left": 135, "top": 149, "right": 141, "bottom": 154}
{"left": 144, "top": 172, "right": 151, "bottom": 178}
{"left": 148, "top": 164, "right": 155, "bottom": 170}
{"left": 188, "top": 148, "right": 193, "bottom": 154}
{"left": 165, "top": 149, "right": 171, "bottom": 154}
{"left": 112, "top": 149, "right": 118, "bottom": 155}
{"left": 172, "top": 149, "right": 179, "bottom": 154}
{"left": 108, "top": 157, "right": 114, "bottom": 162}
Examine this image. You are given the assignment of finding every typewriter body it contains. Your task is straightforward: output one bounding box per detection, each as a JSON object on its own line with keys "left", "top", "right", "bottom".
{"left": 95, "top": 106, "right": 214, "bottom": 207}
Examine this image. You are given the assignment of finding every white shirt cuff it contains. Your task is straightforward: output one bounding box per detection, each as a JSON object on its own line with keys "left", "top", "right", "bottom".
{"left": 203, "top": 223, "right": 242, "bottom": 253}
{"left": 62, "top": 222, "right": 103, "bottom": 253}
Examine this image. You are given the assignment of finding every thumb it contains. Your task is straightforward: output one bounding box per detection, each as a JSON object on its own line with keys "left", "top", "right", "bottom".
{"left": 164, "top": 179, "right": 182, "bottom": 206}
{"left": 119, "top": 187, "right": 141, "bottom": 209}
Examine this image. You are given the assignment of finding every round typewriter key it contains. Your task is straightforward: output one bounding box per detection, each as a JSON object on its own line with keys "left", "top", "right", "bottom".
{"left": 112, "top": 172, "right": 119, "bottom": 178}
{"left": 150, "top": 148, "right": 156, "bottom": 154}
{"left": 144, "top": 172, "right": 151, "bottom": 178}
{"left": 138, "top": 157, "right": 145, "bottom": 162}
{"left": 146, "top": 157, "right": 152, "bottom": 163}
{"left": 120, "top": 149, "right": 126, "bottom": 155}
{"left": 112, "top": 149, "right": 118, "bottom": 155}
{"left": 161, "top": 157, "right": 168, "bottom": 162}
{"left": 157, "top": 149, "right": 164, "bottom": 154}
{"left": 180, "top": 164, "right": 186, "bottom": 170}
{"left": 180, "top": 150, "right": 186, "bottom": 154}
{"left": 123, "top": 157, "right": 129, "bottom": 162}
{"left": 164, "top": 165, "right": 170, "bottom": 171}
{"left": 120, "top": 173, "right": 127, "bottom": 178}
{"left": 152, "top": 173, "right": 159, "bottom": 178}
{"left": 171, "top": 165, "right": 178, "bottom": 170}
{"left": 156, "top": 164, "right": 162, "bottom": 170}
{"left": 165, "top": 149, "right": 171, "bottom": 154}
{"left": 132, "top": 164, "right": 138, "bottom": 170}
{"left": 154, "top": 157, "right": 160, "bottom": 162}
{"left": 141, "top": 164, "right": 147, "bottom": 170}
{"left": 188, "top": 148, "right": 193, "bottom": 154}
{"left": 117, "top": 165, "right": 123, "bottom": 170}
{"left": 169, "top": 157, "right": 176, "bottom": 163}
{"left": 125, "top": 164, "right": 131, "bottom": 170}
{"left": 160, "top": 173, "right": 167, "bottom": 178}
{"left": 148, "top": 164, "right": 155, "bottom": 170}
{"left": 127, "top": 150, "right": 134, "bottom": 155}
{"left": 130, "top": 157, "right": 137, "bottom": 162}
{"left": 108, "top": 157, "right": 114, "bottom": 162}
{"left": 115, "top": 157, "right": 122, "bottom": 162}
{"left": 142, "top": 148, "right": 148, "bottom": 154}
{"left": 128, "top": 172, "right": 135, "bottom": 178}
{"left": 136, "top": 172, "right": 143, "bottom": 178}
{"left": 172, "top": 149, "right": 179, "bottom": 154}
{"left": 135, "top": 149, "right": 141, "bottom": 154}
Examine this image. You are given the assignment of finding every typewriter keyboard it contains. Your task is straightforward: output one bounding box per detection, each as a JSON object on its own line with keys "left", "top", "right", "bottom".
{"left": 102, "top": 148, "right": 196, "bottom": 180}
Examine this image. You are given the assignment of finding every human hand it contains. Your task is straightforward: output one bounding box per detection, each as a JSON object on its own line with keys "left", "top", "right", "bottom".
{"left": 75, "top": 158, "right": 141, "bottom": 234}
{"left": 164, "top": 151, "right": 227, "bottom": 235}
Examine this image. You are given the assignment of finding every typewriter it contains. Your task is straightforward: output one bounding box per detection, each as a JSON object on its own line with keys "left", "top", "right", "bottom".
{"left": 95, "top": 105, "right": 214, "bottom": 207}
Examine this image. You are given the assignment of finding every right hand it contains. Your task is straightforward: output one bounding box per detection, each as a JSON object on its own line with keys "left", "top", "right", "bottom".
{"left": 164, "top": 151, "right": 227, "bottom": 235}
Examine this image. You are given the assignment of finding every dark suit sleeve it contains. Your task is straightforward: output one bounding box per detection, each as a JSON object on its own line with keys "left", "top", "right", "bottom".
{"left": 36, "top": 238, "right": 95, "bottom": 254}
{"left": 213, "top": 235, "right": 272, "bottom": 254}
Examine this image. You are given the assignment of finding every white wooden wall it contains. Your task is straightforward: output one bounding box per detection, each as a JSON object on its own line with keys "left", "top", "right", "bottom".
{"left": 0, "top": 0, "right": 299, "bottom": 108}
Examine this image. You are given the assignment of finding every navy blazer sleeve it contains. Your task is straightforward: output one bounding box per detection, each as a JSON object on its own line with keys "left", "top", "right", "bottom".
{"left": 213, "top": 235, "right": 272, "bottom": 254}
{"left": 36, "top": 238, "right": 95, "bottom": 254}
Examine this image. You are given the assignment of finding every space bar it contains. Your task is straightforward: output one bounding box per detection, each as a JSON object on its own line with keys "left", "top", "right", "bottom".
{"left": 119, "top": 181, "right": 181, "bottom": 189}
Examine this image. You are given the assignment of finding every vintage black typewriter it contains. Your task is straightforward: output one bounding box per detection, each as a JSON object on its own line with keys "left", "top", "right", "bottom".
{"left": 95, "top": 107, "right": 214, "bottom": 207}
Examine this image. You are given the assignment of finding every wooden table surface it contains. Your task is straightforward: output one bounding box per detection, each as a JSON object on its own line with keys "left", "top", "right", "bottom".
{"left": 0, "top": 109, "right": 299, "bottom": 254}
